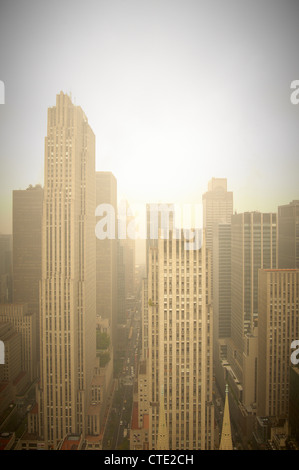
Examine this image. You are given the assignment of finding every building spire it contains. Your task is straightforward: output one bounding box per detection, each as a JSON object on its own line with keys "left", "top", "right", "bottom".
{"left": 219, "top": 384, "right": 233, "bottom": 450}
{"left": 156, "top": 386, "right": 169, "bottom": 450}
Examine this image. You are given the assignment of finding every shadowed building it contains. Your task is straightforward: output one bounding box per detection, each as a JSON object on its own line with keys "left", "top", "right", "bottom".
{"left": 278, "top": 200, "right": 299, "bottom": 269}
{"left": 0, "top": 234, "right": 12, "bottom": 304}
{"left": 95, "top": 171, "right": 117, "bottom": 349}
{"left": 257, "top": 269, "right": 299, "bottom": 419}
{"left": 202, "top": 178, "right": 233, "bottom": 287}
{"left": 12, "top": 185, "right": 43, "bottom": 361}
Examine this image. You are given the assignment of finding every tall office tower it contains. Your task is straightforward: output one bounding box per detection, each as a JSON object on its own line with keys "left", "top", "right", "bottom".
{"left": 202, "top": 177, "right": 233, "bottom": 270}
{"left": 227, "top": 212, "right": 277, "bottom": 422}
{"left": 146, "top": 226, "right": 214, "bottom": 450}
{"left": 12, "top": 185, "right": 43, "bottom": 361}
{"left": 213, "top": 223, "right": 231, "bottom": 389}
{"left": 95, "top": 171, "right": 117, "bottom": 347}
{"left": 257, "top": 269, "right": 299, "bottom": 418}
{"left": 37, "top": 92, "right": 97, "bottom": 447}
{"left": 213, "top": 224, "right": 231, "bottom": 338}
{"left": 231, "top": 212, "right": 277, "bottom": 359}
{"left": 278, "top": 200, "right": 299, "bottom": 269}
{"left": 202, "top": 179, "right": 232, "bottom": 395}
{"left": 13, "top": 185, "right": 43, "bottom": 312}
{"left": 0, "top": 234, "right": 12, "bottom": 303}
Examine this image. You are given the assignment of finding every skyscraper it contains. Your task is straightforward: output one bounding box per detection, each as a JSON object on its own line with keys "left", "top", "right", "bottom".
{"left": 230, "top": 212, "right": 277, "bottom": 360}
{"left": 202, "top": 177, "right": 233, "bottom": 261}
{"left": 224, "top": 211, "right": 277, "bottom": 442}
{"left": 12, "top": 184, "right": 43, "bottom": 361}
{"left": 144, "top": 215, "right": 214, "bottom": 450}
{"left": 278, "top": 200, "right": 299, "bottom": 269}
{"left": 37, "top": 92, "right": 97, "bottom": 446}
{"left": 202, "top": 178, "right": 233, "bottom": 382}
{"left": 213, "top": 223, "right": 231, "bottom": 340}
{"left": 0, "top": 234, "right": 12, "bottom": 304}
{"left": 95, "top": 171, "right": 117, "bottom": 348}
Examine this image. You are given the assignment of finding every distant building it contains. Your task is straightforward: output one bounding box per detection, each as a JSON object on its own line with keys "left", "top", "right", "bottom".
{"left": 96, "top": 171, "right": 117, "bottom": 348}
{"left": 219, "top": 212, "right": 277, "bottom": 446}
{"left": 213, "top": 223, "right": 231, "bottom": 389}
{"left": 0, "top": 234, "right": 12, "bottom": 304}
{"left": 12, "top": 185, "right": 43, "bottom": 314}
{"left": 278, "top": 200, "right": 299, "bottom": 269}
{"left": 202, "top": 177, "right": 233, "bottom": 285}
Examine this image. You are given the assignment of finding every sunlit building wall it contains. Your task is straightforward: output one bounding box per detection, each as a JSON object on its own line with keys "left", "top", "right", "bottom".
{"left": 37, "top": 92, "right": 97, "bottom": 447}
{"left": 146, "top": 227, "right": 214, "bottom": 450}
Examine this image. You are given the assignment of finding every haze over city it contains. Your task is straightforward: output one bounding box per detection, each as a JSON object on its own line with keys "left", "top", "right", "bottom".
{"left": 1, "top": 0, "right": 299, "bottom": 235}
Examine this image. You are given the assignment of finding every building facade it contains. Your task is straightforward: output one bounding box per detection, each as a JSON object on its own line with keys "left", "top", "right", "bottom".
{"left": 144, "top": 223, "right": 214, "bottom": 449}
{"left": 37, "top": 92, "right": 97, "bottom": 446}
{"left": 95, "top": 171, "right": 117, "bottom": 347}
{"left": 257, "top": 269, "right": 299, "bottom": 418}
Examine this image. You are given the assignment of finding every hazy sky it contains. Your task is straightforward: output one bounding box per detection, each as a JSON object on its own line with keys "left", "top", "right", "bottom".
{"left": 0, "top": 0, "right": 298, "bottom": 233}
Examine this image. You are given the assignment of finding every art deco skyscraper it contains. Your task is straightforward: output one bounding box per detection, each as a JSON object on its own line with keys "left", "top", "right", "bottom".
{"left": 230, "top": 212, "right": 277, "bottom": 359}
{"left": 145, "top": 216, "right": 214, "bottom": 450}
{"left": 37, "top": 92, "right": 97, "bottom": 446}
{"left": 202, "top": 179, "right": 233, "bottom": 400}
